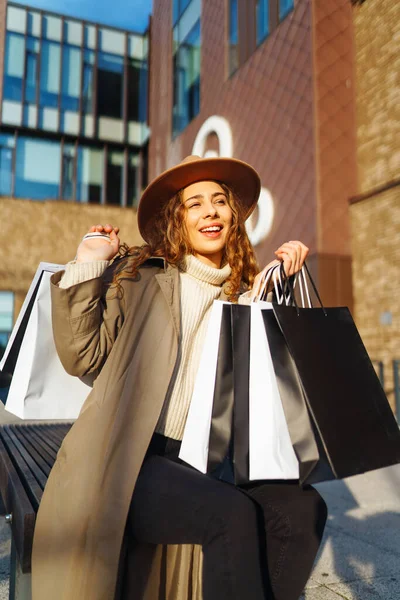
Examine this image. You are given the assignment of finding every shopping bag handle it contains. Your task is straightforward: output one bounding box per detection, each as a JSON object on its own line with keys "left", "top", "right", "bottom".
{"left": 279, "top": 263, "right": 327, "bottom": 316}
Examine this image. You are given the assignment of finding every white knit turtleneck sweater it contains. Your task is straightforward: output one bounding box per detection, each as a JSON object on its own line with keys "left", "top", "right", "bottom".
{"left": 156, "top": 255, "right": 231, "bottom": 439}
{"left": 58, "top": 255, "right": 232, "bottom": 440}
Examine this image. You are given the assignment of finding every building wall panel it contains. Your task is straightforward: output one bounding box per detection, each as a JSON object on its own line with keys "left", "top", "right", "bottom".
{"left": 353, "top": 0, "right": 400, "bottom": 194}
{"left": 350, "top": 186, "right": 400, "bottom": 411}
{"left": 0, "top": 197, "right": 142, "bottom": 319}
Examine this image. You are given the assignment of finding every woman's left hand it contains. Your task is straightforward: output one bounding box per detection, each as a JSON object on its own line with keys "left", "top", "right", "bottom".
{"left": 250, "top": 240, "right": 309, "bottom": 301}
{"left": 274, "top": 240, "right": 309, "bottom": 277}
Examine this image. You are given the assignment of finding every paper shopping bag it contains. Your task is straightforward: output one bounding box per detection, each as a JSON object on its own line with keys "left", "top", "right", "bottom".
{"left": 0, "top": 263, "right": 92, "bottom": 419}
{"left": 179, "top": 300, "right": 230, "bottom": 472}
{"left": 249, "top": 302, "right": 299, "bottom": 480}
{"left": 272, "top": 267, "right": 400, "bottom": 480}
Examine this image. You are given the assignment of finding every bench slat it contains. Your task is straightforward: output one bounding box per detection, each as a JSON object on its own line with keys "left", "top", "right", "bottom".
{"left": 10, "top": 428, "right": 52, "bottom": 478}
{"left": 1, "top": 429, "right": 44, "bottom": 509}
{"left": 37, "top": 424, "right": 69, "bottom": 449}
{"left": 34, "top": 425, "right": 65, "bottom": 455}
{"left": 18, "top": 427, "right": 58, "bottom": 466}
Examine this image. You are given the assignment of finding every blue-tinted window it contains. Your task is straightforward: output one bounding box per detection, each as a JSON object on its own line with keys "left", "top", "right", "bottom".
{"left": 61, "top": 46, "right": 82, "bottom": 112}
{"left": 82, "top": 51, "right": 95, "bottom": 114}
{"left": 97, "top": 53, "right": 124, "bottom": 119}
{"left": 4, "top": 32, "right": 25, "bottom": 101}
{"left": 228, "top": 0, "right": 239, "bottom": 75}
{"left": 256, "top": 0, "right": 269, "bottom": 45}
{"left": 173, "top": 0, "right": 192, "bottom": 24}
{"left": 15, "top": 137, "right": 61, "bottom": 199}
{"left": 0, "top": 291, "right": 14, "bottom": 360}
{"left": 127, "top": 58, "right": 148, "bottom": 123}
{"left": 107, "top": 151, "right": 124, "bottom": 205}
{"left": 25, "top": 37, "right": 40, "bottom": 103}
{"left": 40, "top": 40, "right": 61, "bottom": 108}
{"left": 62, "top": 144, "right": 75, "bottom": 200}
{"left": 76, "top": 146, "right": 103, "bottom": 203}
{"left": 173, "top": 19, "right": 201, "bottom": 136}
{"left": 0, "top": 135, "right": 14, "bottom": 196}
{"left": 280, "top": 0, "right": 294, "bottom": 20}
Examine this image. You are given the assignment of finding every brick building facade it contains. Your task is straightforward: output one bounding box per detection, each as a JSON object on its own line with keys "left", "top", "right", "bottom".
{"left": 350, "top": 0, "right": 400, "bottom": 411}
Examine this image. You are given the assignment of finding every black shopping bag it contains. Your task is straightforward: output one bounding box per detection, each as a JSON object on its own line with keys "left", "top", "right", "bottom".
{"left": 272, "top": 266, "right": 400, "bottom": 482}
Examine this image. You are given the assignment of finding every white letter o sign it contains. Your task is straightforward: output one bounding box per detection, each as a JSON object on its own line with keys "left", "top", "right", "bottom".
{"left": 192, "top": 116, "right": 274, "bottom": 246}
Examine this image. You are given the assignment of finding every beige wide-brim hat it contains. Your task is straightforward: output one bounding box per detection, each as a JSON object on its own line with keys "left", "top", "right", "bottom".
{"left": 137, "top": 155, "right": 261, "bottom": 243}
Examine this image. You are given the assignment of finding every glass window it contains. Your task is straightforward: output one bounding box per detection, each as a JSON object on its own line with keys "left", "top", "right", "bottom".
{"left": 97, "top": 53, "right": 124, "bottom": 119}
{"left": 7, "top": 6, "right": 27, "bottom": 34}
{"left": 0, "top": 134, "right": 14, "bottom": 197}
{"left": 42, "top": 15, "right": 62, "bottom": 41}
{"left": 40, "top": 41, "right": 61, "bottom": 108}
{"left": 228, "top": 0, "right": 239, "bottom": 75}
{"left": 64, "top": 20, "right": 83, "bottom": 46}
{"left": 0, "top": 292, "right": 14, "bottom": 360}
{"left": 82, "top": 51, "right": 95, "bottom": 114}
{"left": 98, "top": 28, "right": 125, "bottom": 55}
{"left": 15, "top": 137, "right": 61, "bottom": 199}
{"left": 173, "top": 0, "right": 192, "bottom": 25}
{"left": 175, "top": 0, "right": 201, "bottom": 43}
{"left": 61, "top": 144, "right": 75, "bottom": 200}
{"left": 25, "top": 37, "right": 40, "bottom": 103}
{"left": 0, "top": 292, "right": 14, "bottom": 331}
{"left": 256, "top": 0, "right": 269, "bottom": 45}
{"left": 127, "top": 58, "right": 148, "bottom": 123}
{"left": 27, "top": 11, "right": 41, "bottom": 37}
{"left": 106, "top": 151, "right": 124, "bottom": 205}
{"left": 127, "top": 152, "right": 139, "bottom": 207}
{"left": 61, "top": 46, "right": 82, "bottom": 112}
{"left": 280, "top": 0, "right": 294, "bottom": 20}
{"left": 4, "top": 33, "right": 25, "bottom": 101}
{"left": 76, "top": 147, "right": 103, "bottom": 203}
{"left": 84, "top": 25, "right": 96, "bottom": 49}
{"left": 173, "top": 19, "right": 201, "bottom": 137}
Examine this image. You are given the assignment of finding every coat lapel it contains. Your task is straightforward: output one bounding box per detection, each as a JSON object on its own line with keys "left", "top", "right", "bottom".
{"left": 155, "top": 263, "right": 181, "bottom": 339}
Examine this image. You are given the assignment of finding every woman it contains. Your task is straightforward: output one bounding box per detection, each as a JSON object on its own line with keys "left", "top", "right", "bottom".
{"left": 32, "top": 155, "right": 327, "bottom": 600}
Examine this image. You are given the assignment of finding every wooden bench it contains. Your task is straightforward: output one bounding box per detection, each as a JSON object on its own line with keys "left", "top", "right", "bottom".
{"left": 0, "top": 423, "right": 73, "bottom": 600}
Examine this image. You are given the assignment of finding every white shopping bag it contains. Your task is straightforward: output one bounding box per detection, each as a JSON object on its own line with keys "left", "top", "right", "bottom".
{"left": 179, "top": 300, "right": 230, "bottom": 472}
{"left": 249, "top": 301, "right": 299, "bottom": 480}
{"left": 0, "top": 263, "right": 92, "bottom": 420}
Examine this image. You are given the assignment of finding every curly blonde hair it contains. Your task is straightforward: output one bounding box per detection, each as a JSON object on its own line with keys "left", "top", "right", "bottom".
{"left": 113, "top": 183, "right": 259, "bottom": 302}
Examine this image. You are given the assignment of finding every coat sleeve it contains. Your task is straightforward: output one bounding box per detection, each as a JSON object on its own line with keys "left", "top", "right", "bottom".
{"left": 50, "top": 260, "right": 126, "bottom": 377}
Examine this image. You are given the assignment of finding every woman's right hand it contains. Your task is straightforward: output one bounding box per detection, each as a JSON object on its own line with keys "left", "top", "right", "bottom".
{"left": 76, "top": 224, "right": 120, "bottom": 263}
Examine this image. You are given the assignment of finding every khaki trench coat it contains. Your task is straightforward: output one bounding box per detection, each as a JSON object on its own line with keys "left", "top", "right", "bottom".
{"left": 32, "top": 257, "right": 226, "bottom": 600}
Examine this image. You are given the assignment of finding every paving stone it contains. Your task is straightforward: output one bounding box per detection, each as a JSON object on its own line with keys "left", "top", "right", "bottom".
{"left": 300, "top": 585, "right": 347, "bottom": 599}
{"left": 326, "top": 576, "right": 400, "bottom": 600}
{"left": 309, "top": 525, "right": 400, "bottom": 586}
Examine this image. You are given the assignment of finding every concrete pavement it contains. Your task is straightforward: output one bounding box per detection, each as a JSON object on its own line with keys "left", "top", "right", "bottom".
{"left": 0, "top": 399, "right": 399, "bottom": 599}
{"left": 302, "top": 464, "right": 400, "bottom": 599}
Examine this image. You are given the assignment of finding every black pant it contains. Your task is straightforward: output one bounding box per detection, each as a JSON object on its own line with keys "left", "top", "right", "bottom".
{"left": 128, "top": 434, "right": 327, "bottom": 600}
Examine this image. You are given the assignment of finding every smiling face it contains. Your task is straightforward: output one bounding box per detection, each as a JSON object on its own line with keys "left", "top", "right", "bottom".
{"left": 182, "top": 180, "right": 233, "bottom": 268}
